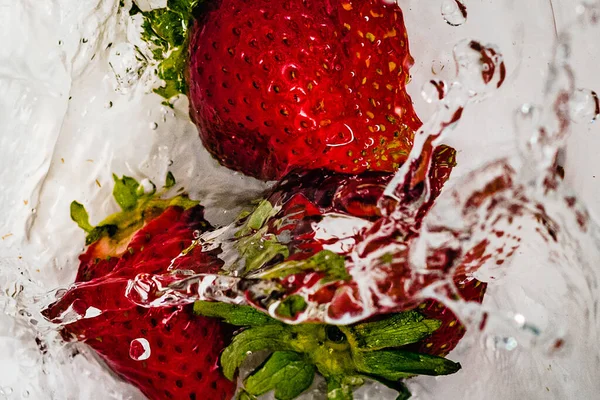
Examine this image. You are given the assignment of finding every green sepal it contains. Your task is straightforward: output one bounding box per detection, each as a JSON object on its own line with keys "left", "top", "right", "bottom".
{"left": 72, "top": 174, "right": 198, "bottom": 246}
{"left": 132, "top": 0, "right": 202, "bottom": 99}
{"left": 243, "top": 200, "right": 275, "bottom": 233}
{"left": 85, "top": 225, "right": 118, "bottom": 246}
{"left": 236, "top": 233, "right": 289, "bottom": 273}
{"left": 70, "top": 201, "right": 94, "bottom": 233}
{"left": 251, "top": 250, "right": 350, "bottom": 282}
{"left": 275, "top": 295, "right": 308, "bottom": 319}
{"left": 244, "top": 351, "right": 315, "bottom": 400}
{"left": 353, "top": 349, "right": 461, "bottom": 380}
{"left": 221, "top": 325, "right": 293, "bottom": 380}
{"left": 326, "top": 378, "right": 354, "bottom": 400}
{"left": 112, "top": 174, "right": 143, "bottom": 211}
{"left": 193, "top": 301, "right": 277, "bottom": 326}
{"left": 343, "top": 311, "right": 441, "bottom": 351}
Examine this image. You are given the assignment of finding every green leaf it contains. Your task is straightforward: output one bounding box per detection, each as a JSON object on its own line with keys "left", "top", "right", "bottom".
{"left": 134, "top": 0, "right": 202, "bottom": 99}
{"left": 166, "top": 0, "right": 202, "bottom": 16}
{"left": 275, "top": 295, "right": 308, "bottom": 319}
{"left": 326, "top": 378, "right": 354, "bottom": 400}
{"left": 165, "top": 171, "right": 176, "bottom": 188}
{"left": 247, "top": 200, "right": 275, "bottom": 231}
{"left": 70, "top": 201, "right": 93, "bottom": 233}
{"left": 221, "top": 325, "right": 293, "bottom": 380}
{"left": 112, "top": 174, "right": 141, "bottom": 211}
{"left": 252, "top": 250, "right": 350, "bottom": 282}
{"left": 193, "top": 301, "right": 277, "bottom": 326}
{"left": 344, "top": 311, "right": 441, "bottom": 351}
{"left": 237, "top": 234, "right": 290, "bottom": 273}
{"left": 235, "top": 200, "right": 277, "bottom": 237}
{"left": 245, "top": 351, "right": 315, "bottom": 400}
{"left": 353, "top": 350, "right": 461, "bottom": 381}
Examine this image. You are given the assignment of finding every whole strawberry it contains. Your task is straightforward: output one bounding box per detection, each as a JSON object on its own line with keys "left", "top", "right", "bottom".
{"left": 43, "top": 175, "right": 235, "bottom": 400}
{"left": 188, "top": 0, "right": 420, "bottom": 180}
{"left": 186, "top": 146, "right": 487, "bottom": 399}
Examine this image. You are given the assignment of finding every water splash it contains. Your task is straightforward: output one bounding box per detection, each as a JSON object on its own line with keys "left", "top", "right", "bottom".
{"left": 3, "top": 0, "right": 600, "bottom": 399}
{"left": 441, "top": 0, "right": 467, "bottom": 27}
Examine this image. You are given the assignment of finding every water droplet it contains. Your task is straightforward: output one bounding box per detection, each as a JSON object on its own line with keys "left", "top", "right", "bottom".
{"left": 129, "top": 338, "right": 151, "bottom": 361}
{"left": 22, "top": 390, "right": 29, "bottom": 398}
{"left": 421, "top": 80, "right": 447, "bottom": 103}
{"left": 105, "top": 101, "right": 113, "bottom": 109}
{"left": 569, "top": 89, "right": 600, "bottom": 123}
{"left": 150, "top": 122, "right": 158, "bottom": 130}
{"left": 441, "top": 0, "right": 467, "bottom": 27}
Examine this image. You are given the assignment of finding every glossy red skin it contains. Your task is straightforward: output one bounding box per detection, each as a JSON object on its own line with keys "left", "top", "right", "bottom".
{"left": 43, "top": 206, "right": 235, "bottom": 400}
{"left": 189, "top": 0, "right": 419, "bottom": 180}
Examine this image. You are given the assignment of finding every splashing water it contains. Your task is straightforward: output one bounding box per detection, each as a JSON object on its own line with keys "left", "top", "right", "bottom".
{"left": 440, "top": 0, "right": 467, "bottom": 27}
{"left": 1, "top": 0, "right": 600, "bottom": 399}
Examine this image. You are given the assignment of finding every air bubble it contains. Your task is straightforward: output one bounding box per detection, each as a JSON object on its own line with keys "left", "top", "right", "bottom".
{"left": 441, "top": 0, "right": 467, "bottom": 27}
{"left": 150, "top": 122, "right": 158, "bottom": 130}
{"left": 569, "top": 89, "right": 600, "bottom": 123}
{"left": 129, "top": 338, "right": 151, "bottom": 361}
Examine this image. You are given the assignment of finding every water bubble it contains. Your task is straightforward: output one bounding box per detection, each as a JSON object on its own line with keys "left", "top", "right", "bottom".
{"left": 421, "top": 80, "right": 447, "bottom": 103}
{"left": 129, "top": 338, "right": 151, "bottom": 361}
{"left": 22, "top": 390, "right": 29, "bottom": 398}
{"left": 441, "top": 0, "right": 467, "bottom": 27}
{"left": 149, "top": 122, "right": 158, "bottom": 130}
{"left": 454, "top": 40, "right": 506, "bottom": 94}
{"left": 569, "top": 89, "right": 600, "bottom": 123}
{"left": 193, "top": 230, "right": 201, "bottom": 240}
{"left": 104, "top": 101, "right": 113, "bottom": 109}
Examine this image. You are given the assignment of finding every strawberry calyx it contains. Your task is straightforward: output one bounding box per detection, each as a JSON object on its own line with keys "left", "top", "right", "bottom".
{"left": 129, "top": 0, "right": 203, "bottom": 100}
{"left": 194, "top": 301, "right": 461, "bottom": 400}
{"left": 70, "top": 173, "right": 198, "bottom": 280}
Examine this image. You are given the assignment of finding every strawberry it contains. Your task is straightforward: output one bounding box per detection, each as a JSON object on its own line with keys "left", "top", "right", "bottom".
{"left": 187, "top": 0, "right": 420, "bottom": 180}
{"left": 204, "top": 145, "right": 488, "bottom": 358}
{"left": 42, "top": 174, "right": 235, "bottom": 400}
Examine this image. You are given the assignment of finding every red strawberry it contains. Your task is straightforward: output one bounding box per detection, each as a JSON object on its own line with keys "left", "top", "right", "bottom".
{"left": 220, "top": 145, "right": 489, "bottom": 358}
{"left": 43, "top": 176, "right": 235, "bottom": 400}
{"left": 188, "top": 0, "right": 420, "bottom": 180}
